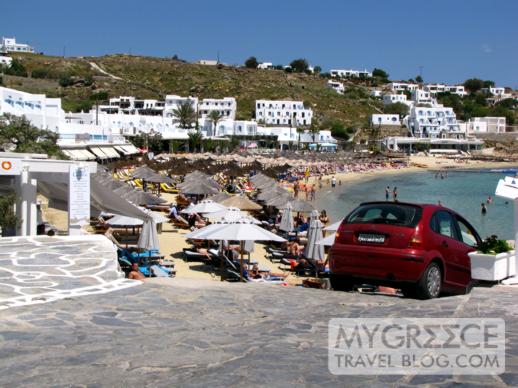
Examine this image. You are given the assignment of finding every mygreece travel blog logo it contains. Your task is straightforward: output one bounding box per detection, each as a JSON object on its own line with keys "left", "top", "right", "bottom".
{"left": 328, "top": 318, "right": 505, "bottom": 375}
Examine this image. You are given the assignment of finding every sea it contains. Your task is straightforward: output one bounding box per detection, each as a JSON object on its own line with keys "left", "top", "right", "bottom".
{"left": 315, "top": 168, "right": 518, "bottom": 240}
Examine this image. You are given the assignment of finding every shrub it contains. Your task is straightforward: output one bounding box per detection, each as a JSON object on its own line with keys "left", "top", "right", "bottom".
{"left": 4, "top": 59, "right": 27, "bottom": 77}
{"left": 478, "top": 235, "right": 512, "bottom": 254}
{"left": 59, "top": 73, "right": 74, "bottom": 87}
{"left": 244, "top": 56, "right": 258, "bottom": 69}
{"left": 31, "top": 67, "right": 50, "bottom": 79}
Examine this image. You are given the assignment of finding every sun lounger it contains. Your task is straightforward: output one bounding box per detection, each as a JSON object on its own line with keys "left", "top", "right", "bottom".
{"left": 182, "top": 249, "right": 211, "bottom": 262}
{"left": 150, "top": 265, "right": 174, "bottom": 277}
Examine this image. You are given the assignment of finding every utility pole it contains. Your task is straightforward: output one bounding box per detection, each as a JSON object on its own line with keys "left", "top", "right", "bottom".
{"left": 63, "top": 46, "right": 66, "bottom": 58}
{"left": 419, "top": 65, "right": 424, "bottom": 81}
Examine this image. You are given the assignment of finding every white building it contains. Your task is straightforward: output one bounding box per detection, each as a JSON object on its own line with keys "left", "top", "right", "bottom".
{"left": 198, "top": 97, "right": 236, "bottom": 120}
{"left": 481, "top": 87, "right": 512, "bottom": 100}
{"left": 196, "top": 60, "right": 218, "bottom": 66}
{"left": 467, "top": 117, "right": 506, "bottom": 133}
{"left": 424, "top": 83, "right": 466, "bottom": 96}
{"left": 330, "top": 69, "right": 372, "bottom": 78}
{"left": 255, "top": 99, "right": 313, "bottom": 126}
{"left": 327, "top": 80, "right": 345, "bottom": 94}
{"left": 407, "top": 104, "right": 460, "bottom": 138}
{"left": 383, "top": 93, "right": 410, "bottom": 106}
{"left": 371, "top": 89, "right": 383, "bottom": 98}
{"left": 389, "top": 82, "right": 419, "bottom": 93}
{"left": 411, "top": 90, "right": 434, "bottom": 105}
{"left": 0, "top": 55, "right": 12, "bottom": 67}
{"left": 257, "top": 62, "right": 273, "bottom": 70}
{"left": 98, "top": 96, "right": 165, "bottom": 116}
{"left": 371, "top": 114, "right": 401, "bottom": 126}
{"left": 0, "top": 37, "right": 34, "bottom": 53}
{"left": 164, "top": 95, "right": 199, "bottom": 118}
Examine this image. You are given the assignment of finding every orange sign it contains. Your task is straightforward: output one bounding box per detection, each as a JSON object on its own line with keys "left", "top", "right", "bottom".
{"left": 0, "top": 159, "right": 21, "bottom": 175}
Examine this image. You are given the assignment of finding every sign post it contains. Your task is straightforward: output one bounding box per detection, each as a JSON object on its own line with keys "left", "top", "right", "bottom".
{"left": 495, "top": 176, "right": 518, "bottom": 285}
{"left": 68, "top": 164, "right": 90, "bottom": 235}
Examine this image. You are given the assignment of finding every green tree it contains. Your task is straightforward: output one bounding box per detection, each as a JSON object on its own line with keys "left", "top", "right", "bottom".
{"left": 172, "top": 100, "right": 197, "bottom": 129}
{"left": 188, "top": 131, "right": 202, "bottom": 152}
{"left": 463, "top": 78, "right": 484, "bottom": 94}
{"left": 207, "top": 110, "right": 224, "bottom": 137}
{"left": 313, "top": 65, "right": 322, "bottom": 74}
{"left": 384, "top": 102, "right": 409, "bottom": 116}
{"left": 244, "top": 56, "right": 259, "bottom": 69}
{"left": 0, "top": 191, "right": 18, "bottom": 235}
{"left": 372, "top": 68, "right": 389, "bottom": 80}
{"left": 415, "top": 75, "right": 423, "bottom": 83}
{"left": 483, "top": 80, "right": 495, "bottom": 88}
{"left": 4, "top": 59, "right": 27, "bottom": 77}
{"left": 0, "top": 114, "right": 65, "bottom": 158}
{"left": 59, "top": 73, "right": 74, "bottom": 87}
{"left": 289, "top": 58, "right": 309, "bottom": 73}
{"left": 296, "top": 127, "right": 305, "bottom": 150}
{"left": 309, "top": 123, "right": 320, "bottom": 144}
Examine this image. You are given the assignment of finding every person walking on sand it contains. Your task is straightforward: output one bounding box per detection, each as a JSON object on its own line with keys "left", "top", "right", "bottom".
{"left": 392, "top": 186, "right": 398, "bottom": 201}
{"left": 310, "top": 185, "right": 316, "bottom": 201}
{"left": 385, "top": 186, "right": 390, "bottom": 201}
{"left": 331, "top": 176, "right": 336, "bottom": 188}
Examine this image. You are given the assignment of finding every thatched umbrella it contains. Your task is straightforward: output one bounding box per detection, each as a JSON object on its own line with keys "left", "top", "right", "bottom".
{"left": 219, "top": 195, "right": 262, "bottom": 211}
{"left": 179, "top": 180, "right": 220, "bottom": 196}
{"left": 209, "top": 192, "right": 232, "bottom": 203}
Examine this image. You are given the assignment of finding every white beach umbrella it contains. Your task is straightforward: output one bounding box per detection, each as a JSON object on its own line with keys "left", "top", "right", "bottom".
{"left": 185, "top": 221, "right": 285, "bottom": 281}
{"left": 181, "top": 199, "right": 227, "bottom": 214}
{"left": 138, "top": 219, "right": 160, "bottom": 251}
{"left": 304, "top": 219, "right": 325, "bottom": 261}
{"left": 106, "top": 214, "right": 143, "bottom": 227}
{"left": 324, "top": 219, "right": 343, "bottom": 232}
{"left": 279, "top": 202, "right": 294, "bottom": 233}
{"left": 309, "top": 209, "right": 320, "bottom": 228}
{"left": 206, "top": 207, "right": 260, "bottom": 224}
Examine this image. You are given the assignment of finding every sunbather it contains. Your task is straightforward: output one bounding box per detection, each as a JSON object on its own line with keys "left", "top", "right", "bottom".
{"left": 128, "top": 263, "right": 146, "bottom": 280}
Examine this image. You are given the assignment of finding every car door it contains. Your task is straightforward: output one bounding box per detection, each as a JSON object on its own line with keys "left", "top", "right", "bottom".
{"left": 453, "top": 216, "right": 482, "bottom": 285}
{"left": 429, "top": 210, "right": 469, "bottom": 288}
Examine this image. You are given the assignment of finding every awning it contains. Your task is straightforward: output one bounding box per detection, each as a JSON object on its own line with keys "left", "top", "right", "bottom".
{"left": 62, "top": 149, "right": 97, "bottom": 161}
{"left": 123, "top": 144, "right": 139, "bottom": 154}
{"left": 114, "top": 145, "right": 131, "bottom": 155}
{"left": 99, "top": 147, "right": 120, "bottom": 158}
{"left": 88, "top": 147, "right": 109, "bottom": 159}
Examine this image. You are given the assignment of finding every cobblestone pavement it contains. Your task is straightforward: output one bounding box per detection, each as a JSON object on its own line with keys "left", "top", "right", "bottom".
{"left": 0, "top": 279, "right": 517, "bottom": 387}
{"left": 0, "top": 235, "right": 138, "bottom": 310}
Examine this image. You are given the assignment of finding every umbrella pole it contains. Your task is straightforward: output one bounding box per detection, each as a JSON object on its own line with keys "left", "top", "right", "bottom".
{"left": 240, "top": 241, "right": 244, "bottom": 282}
{"left": 219, "top": 241, "right": 225, "bottom": 281}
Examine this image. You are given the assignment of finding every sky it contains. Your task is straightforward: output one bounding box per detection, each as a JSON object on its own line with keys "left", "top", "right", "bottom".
{"left": 3, "top": 0, "right": 517, "bottom": 87}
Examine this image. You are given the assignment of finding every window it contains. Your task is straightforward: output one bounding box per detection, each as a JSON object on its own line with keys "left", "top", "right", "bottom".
{"left": 430, "top": 211, "right": 456, "bottom": 239}
{"left": 456, "top": 217, "right": 479, "bottom": 247}
{"left": 346, "top": 204, "right": 422, "bottom": 227}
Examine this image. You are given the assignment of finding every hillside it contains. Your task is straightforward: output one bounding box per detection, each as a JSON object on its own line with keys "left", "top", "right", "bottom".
{"left": 1, "top": 53, "right": 381, "bottom": 130}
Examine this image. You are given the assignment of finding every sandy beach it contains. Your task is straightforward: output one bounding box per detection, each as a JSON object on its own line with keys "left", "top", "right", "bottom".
{"left": 39, "top": 155, "right": 518, "bottom": 284}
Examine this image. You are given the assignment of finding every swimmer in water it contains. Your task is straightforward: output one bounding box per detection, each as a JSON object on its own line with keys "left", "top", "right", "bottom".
{"left": 481, "top": 203, "right": 487, "bottom": 215}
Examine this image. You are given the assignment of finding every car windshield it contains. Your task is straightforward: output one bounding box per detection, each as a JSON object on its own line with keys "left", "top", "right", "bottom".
{"left": 346, "top": 204, "right": 422, "bottom": 227}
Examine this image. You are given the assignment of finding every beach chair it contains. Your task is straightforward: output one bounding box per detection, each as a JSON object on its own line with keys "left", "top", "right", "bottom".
{"left": 182, "top": 248, "right": 211, "bottom": 262}
{"left": 170, "top": 215, "right": 190, "bottom": 228}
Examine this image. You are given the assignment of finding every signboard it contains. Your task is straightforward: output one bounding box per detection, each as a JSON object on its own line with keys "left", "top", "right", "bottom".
{"left": 68, "top": 164, "right": 90, "bottom": 235}
{"left": 0, "top": 158, "right": 22, "bottom": 175}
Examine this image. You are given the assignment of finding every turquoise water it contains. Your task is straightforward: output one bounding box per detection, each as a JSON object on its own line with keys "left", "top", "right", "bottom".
{"left": 315, "top": 169, "right": 517, "bottom": 240}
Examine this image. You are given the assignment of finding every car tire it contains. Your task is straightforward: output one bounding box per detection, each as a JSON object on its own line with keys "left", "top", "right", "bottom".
{"left": 330, "top": 274, "right": 354, "bottom": 292}
{"left": 416, "top": 263, "right": 442, "bottom": 299}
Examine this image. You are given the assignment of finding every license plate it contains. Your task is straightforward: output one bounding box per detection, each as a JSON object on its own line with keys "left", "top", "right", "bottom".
{"left": 357, "top": 233, "right": 385, "bottom": 244}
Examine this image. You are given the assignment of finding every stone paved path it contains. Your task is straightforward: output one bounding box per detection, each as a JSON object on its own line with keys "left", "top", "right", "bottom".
{"left": 0, "top": 235, "right": 139, "bottom": 310}
{"left": 0, "top": 279, "right": 517, "bottom": 387}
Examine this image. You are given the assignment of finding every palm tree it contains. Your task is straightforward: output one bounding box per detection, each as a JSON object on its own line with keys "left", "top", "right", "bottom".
{"left": 188, "top": 131, "right": 203, "bottom": 153}
{"left": 207, "top": 110, "right": 224, "bottom": 137}
{"left": 309, "top": 123, "right": 320, "bottom": 147}
{"left": 172, "top": 101, "right": 196, "bottom": 130}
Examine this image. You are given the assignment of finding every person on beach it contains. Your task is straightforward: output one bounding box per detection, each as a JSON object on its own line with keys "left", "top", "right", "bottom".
{"left": 392, "top": 187, "right": 398, "bottom": 201}
{"left": 128, "top": 263, "right": 146, "bottom": 280}
{"left": 438, "top": 200, "right": 443, "bottom": 206}
{"left": 481, "top": 203, "right": 487, "bottom": 215}
{"left": 168, "top": 203, "right": 178, "bottom": 219}
{"left": 385, "top": 186, "right": 390, "bottom": 201}
{"left": 319, "top": 210, "right": 329, "bottom": 224}
{"left": 331, "top": 176, "right": 336, "bottom": 188}
{"left": 310, "top": 185, "right": 316, "bottom": 201}
{"left": 487, "top": 196, "right": 493, "bottom": 204}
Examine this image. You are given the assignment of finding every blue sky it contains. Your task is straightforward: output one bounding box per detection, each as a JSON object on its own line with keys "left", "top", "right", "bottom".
{"left": 3, "top": 0, "right": 517, "bottom": 87}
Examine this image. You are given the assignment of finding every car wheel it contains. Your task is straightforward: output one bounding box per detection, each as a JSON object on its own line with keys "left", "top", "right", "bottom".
{"left": 416, "top": 263, "right": 442, "bottom": 299}
{"left": 330, "top": 274, "right": 354, "bottom": 292}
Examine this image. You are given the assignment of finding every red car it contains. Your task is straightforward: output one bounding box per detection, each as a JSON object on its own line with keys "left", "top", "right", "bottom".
{"left": 328, "top": 202, "right": 482, "bottom": 299}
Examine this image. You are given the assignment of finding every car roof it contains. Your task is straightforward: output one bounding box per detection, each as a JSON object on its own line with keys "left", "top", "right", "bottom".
{"left": 358, "top": 201, "right": 449, "bottom": 212}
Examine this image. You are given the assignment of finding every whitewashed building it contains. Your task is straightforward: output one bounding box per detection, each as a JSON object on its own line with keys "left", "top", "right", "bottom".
{"left": 467, "top": 117, "right": 506, "bottom": 133}
{"left": 481, "top": 87, "right": 512, "bottom": 100}
{"left": 198, "top": 97, "right": 236, "bottom": 120}
{"left": 330, "top": 69, "right": 372, "bottom": 78}
{"left": 389, "top": 82, "right": 419, "bottom": 93}
{"left": 257, "top": 62, "right": 273, "bottom": 69}
{"left": 327, "top": 80, "right": 345, "bottom": 94}
{"left": 0, "top": 37, "right": 34, "bottom": 53}
{"left": 411, "top": 90, "right": 434, "bottom": 105}
{"left": 255, "top": 100, "right": 313, "bottom": 126}
{"left": 0, "top": 55, "right": 12, "bottom": 67}
{"left": 371, "top": 114, "right": 401, "bottom": 126}
{"left": 383, "top": 94, "right": 410, "bottom": 106}
{"left": 424, "top": 83, "right": 466, "bottom": 96}
{"left": 407, "top": 104, "right": 460, "bottom": 138}
{"left": 164, "top": 95, "right": 199, "bottom": 118}
{"left": 98, "top": 97, "right": 165, "bottom": 116}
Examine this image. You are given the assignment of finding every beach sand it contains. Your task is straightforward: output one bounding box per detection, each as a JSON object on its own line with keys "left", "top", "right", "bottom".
{"left": 38, "top": 155, "right": 518, "bottom": 285}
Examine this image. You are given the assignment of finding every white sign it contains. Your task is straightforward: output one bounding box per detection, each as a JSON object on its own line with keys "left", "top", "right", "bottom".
{"left": 68, "top": 164, "right": 90, "bottom": 235}
{"left": 0, "top": 158, "right": 22, "bottom": 175}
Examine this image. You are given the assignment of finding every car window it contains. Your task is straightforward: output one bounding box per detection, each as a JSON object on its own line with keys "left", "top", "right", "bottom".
{"left": 431, "top": 211, "right": 457, "bottom": 239}
{"left": 456, "top": 217, "right": 479, "bottom": 247}
{"left": 346, "top": 204, "right": 422, "bottom": 227}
